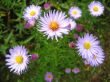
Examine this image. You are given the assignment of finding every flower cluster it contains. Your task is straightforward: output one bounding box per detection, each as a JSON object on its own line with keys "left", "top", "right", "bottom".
{"left": 5, "top": 1, "right": 105, "bottom": 80}
{"left": 22, "top": 1, "right": 104, "bottom": 41}
{"left": 76, "top": 33, "right": 105, "bottom": 66}
{"left": 65, "top": 68, "right": 80, "bottom": 74}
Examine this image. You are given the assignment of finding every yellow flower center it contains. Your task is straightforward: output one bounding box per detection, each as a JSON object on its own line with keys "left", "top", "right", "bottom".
{"left": 49, "top": 21, "right": 59, "bottom": 31}
{"left": 48, "top": 75, "right": 52, "bottom": 79}
{"left": 93, "top": 6, "right": 99, "bottom": 12}
{"left": 72, "top": 10, "right": 77, "bottom": 15}
{"left": 15, "top": 55, "right": 23, "bottom": 64}
{"left": 84, "top": 41, "right": 91, "bottom": 49}
{"left": 30, "top": 10, "right": 36, "bottom": 16}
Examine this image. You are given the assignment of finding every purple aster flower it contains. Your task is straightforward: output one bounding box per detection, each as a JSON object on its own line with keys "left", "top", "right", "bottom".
{"left": 66, "top": 18, "right": 76, "bottom": 30}
{"left": 25, "top": 19, "right": 35, "bottom": 29}
{"left": 23, "top": 5, "right": 41, "bottom": 21}
{"left": 76, "top": 24, "right": 83, "bottom": 32}
{"left": 45, "top": 72, "right": 53, "bottom": 82}
{"left": 65, "top": 68, "right": 71, "bottom": 74}
{"left": 69, "top": 42, "right": 76, "bottom": 48}
{"left": 72, "top": 68, "right": 80, "bottom": 74}
{"left": 5, "top": 45, "right": 29, "bottom": 75}
{"left": 44, "top": 2, "right": 51, "bottom": 10}
{"left": 31, "top": 54, "right": 39, "bottom": 60}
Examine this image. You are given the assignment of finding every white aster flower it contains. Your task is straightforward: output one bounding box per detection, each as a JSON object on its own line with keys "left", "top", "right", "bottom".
{"left": 88, "top": 1, "right": 104, "bottom": 16}
{"left": 68, "top": 7, "right": 82, "bottom": 19}
{"left": 23, "top": 5, "right": 41, "bottom": 20}
{"left": 76, "top": 33, "right": 101, "bottom": 59}
{"left": 39, "top": 10, "right": 69, "bottom": 40}
{"left": 67, "top": 18, "right": 76, "bottom": 30}
{"left": 86, "top": 47, "right": 104, "bottom": 66}
{"left": 5, "top": 45, "right": 29, "bottom": 75}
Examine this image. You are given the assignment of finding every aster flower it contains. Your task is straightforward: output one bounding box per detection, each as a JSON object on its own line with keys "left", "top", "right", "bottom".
{"left": 86, "top": 47, "right": 104, "bottom": 66}
{"left": 72, "top": 68, "right": 80, "bottom": 74}
{"left": 68, "top": 7, "right": 82, "bottom": 19}
{"left": 31, "top": 53, "right": 39, "bottom": 60}
{"left": 88, "top": 1, "right": 104, "bottom": 16}
{"left": 45, "top": 72, "right": 53, "bottom": 82}
{"left": 76, "top": 33, "right": 101, "bottom": 59}
{"left": 76, "top": 24, "right": 83, "bottom": 32}
{"left": 67, "top": 18, "right": 76, "bottom": 30}
{"left": 39, "top": 10, "right": 69, "bottom": 40}
{"left": 5, "top": 46, "right": 29, "bottom": 75}
{"left": 69, "top": 42, "right": 76, "bottom": 48}
{"left": 44, "top": 2, "right": 51, "bottom": 10}
{"left": 23, "top": 5, "right": 41, "bottom": 20}
{"left": 25, "top": 19, "right": 36, "bottom": 29}
{"left": 65, "top": 68, "right": 71, "bottom": 74}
